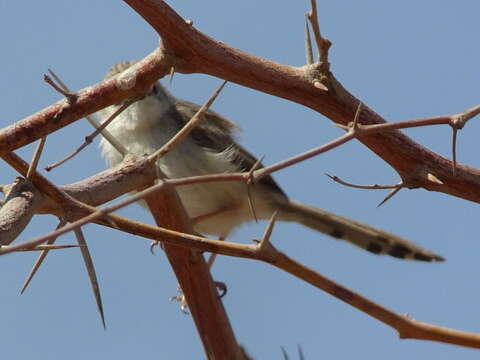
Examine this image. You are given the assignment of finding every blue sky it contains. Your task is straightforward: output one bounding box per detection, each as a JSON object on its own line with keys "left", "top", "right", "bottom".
{"left": 1, "top": 1, "right": 480, "bottom": 359}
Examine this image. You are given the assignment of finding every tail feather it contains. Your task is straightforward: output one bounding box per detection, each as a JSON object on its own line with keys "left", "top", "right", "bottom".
{"left": 276, "top": 200, "right": 444, "bottom": 262}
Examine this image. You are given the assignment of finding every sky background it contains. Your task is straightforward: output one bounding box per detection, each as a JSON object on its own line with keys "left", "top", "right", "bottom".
{"left": 1, "top": 1, "right": 480, "bottom": 359}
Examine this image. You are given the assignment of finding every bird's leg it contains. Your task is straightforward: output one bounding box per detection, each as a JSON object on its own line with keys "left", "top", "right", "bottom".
{"left": 167, "top": 209, "right": 235, "bottom": 312}
{"left": 207, "top": 236, "right": 227, "bottom": 298}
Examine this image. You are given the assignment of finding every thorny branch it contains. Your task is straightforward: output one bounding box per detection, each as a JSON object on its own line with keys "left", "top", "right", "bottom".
{"left": 4, "top": 163, "right": 480, "bottom": 349}
{"left": 3, "top": 103, "right": 476, "bottom": 250}
{"left": 2, "top": 84, "right": 480, "bottom": 350}
{"left": 2, "top": 0, "right": 480, "bottom": 356}
{"left": 121, "top": 0, "right": 480, "bottom": 203}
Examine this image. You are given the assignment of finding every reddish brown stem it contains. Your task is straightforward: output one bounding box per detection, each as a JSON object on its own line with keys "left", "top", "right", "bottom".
{"left": 144, "top": 179, "right": 241, "bottom": 359}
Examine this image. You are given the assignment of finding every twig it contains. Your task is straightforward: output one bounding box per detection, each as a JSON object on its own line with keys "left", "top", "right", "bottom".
{"left": 306, "top": 0, "right": 331, "bottom": 64}
{"left": 272, "top": 251, "right": 480, "bottom": 349}
{"left": 45, "top": 98, "right": 137, "bottom": 171}
{"left": 326, "top": 174, "right": 403, "bottom": 190}
{"left": 74, "top": 227, "right": 106, "bottom": 329}
{"left": 254, "top": 131, "right": 353, "bottom": 182}
{"left": 0, "top": 172, "right": 218, "bottom": 255}
{"left": 444, "top": 104, "right": 480, "bottom": 177}
{"left": 252, "top": 111, "right": 471, "bottom": 185}
{"left": 44, "top": 74, "right": 76, "bottom": 100}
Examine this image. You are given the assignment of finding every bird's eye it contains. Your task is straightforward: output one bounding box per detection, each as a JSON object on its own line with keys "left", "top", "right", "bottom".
{"left": 152, "top": 85, "right": 159, "bottom": 95}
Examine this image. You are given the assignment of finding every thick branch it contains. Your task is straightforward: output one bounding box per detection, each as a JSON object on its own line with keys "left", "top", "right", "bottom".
{"left": 0, "top": 179, "right": 37, "bottom": 245}
{"left": 7, "top": 171, "right": 480, "bottom": 349}
{"left": 123, "top": 0, "right": 480, "bottom": 203}
{"left": 144, "top": 177, "right": 241, "bottom": 359}
{"left": 0, "top": 49, "right": 172, "bottom": 154}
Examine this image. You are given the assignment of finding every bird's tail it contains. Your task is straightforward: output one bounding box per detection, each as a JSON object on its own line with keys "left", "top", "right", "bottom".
{"left": 275, "top": 199, "right": 444, "bottom": 262}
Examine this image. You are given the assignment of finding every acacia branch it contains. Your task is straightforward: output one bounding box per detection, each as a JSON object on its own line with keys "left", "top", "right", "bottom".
{"left": 2, "top": 144, "right": 480, "bottom": 349}
{"left": 122, "top": 0, "right": 480, "bottom": 203}
{"left": 0, "top": 151, "right": 242, "bottom": 358}
{"left": 144, "top": 175, "right": 241, "bottom": 359}
{"left": 1, "top": 1, "right": 480, "bottom": 353}
{"left": 0, "top": 48, "right": 172, "bottom": 155}
{"left": 6, "top": 169, "right": 480, "bottom": 350}
{"left": 1, "top": 107, "right": 476, "bottom": 248}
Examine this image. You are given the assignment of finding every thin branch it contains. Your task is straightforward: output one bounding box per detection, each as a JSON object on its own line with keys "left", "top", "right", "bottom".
{"left": 44, "top": 74, "right": 76, "bottom": 100}
{"left": 252, "top": 112, "right": 469, "bottom": 185}
{"left": 45, "top": 97, "right": 137, "bottom": 171}
{"left": 271, "top": 251, "right": 480, "bottom": 349}
{"left": 326, "top": 174, "right": 403, "bottom": 190}
{"left": 306, "top": 0, "right": 331, "bottom": 63}
{"left": 450, "top": 103, "right": 480, "bottom": 129}
{"left": 254, "top": 131, "right": 353, "bottom": 182}
{"left": 73, "top": 227, "right": 106, "bottom": 329}
{"left": 0, "top": 173, "right": 226, "bottom": 255}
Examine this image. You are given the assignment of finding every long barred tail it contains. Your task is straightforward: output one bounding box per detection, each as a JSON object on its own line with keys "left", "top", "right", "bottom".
{"left": 276, "top": 200, "right": 444, "bottom": 262}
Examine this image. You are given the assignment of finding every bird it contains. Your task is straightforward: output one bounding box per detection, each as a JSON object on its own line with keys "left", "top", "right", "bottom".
{"left": 98, "top": 61, "right": 443, "bottom": 262}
